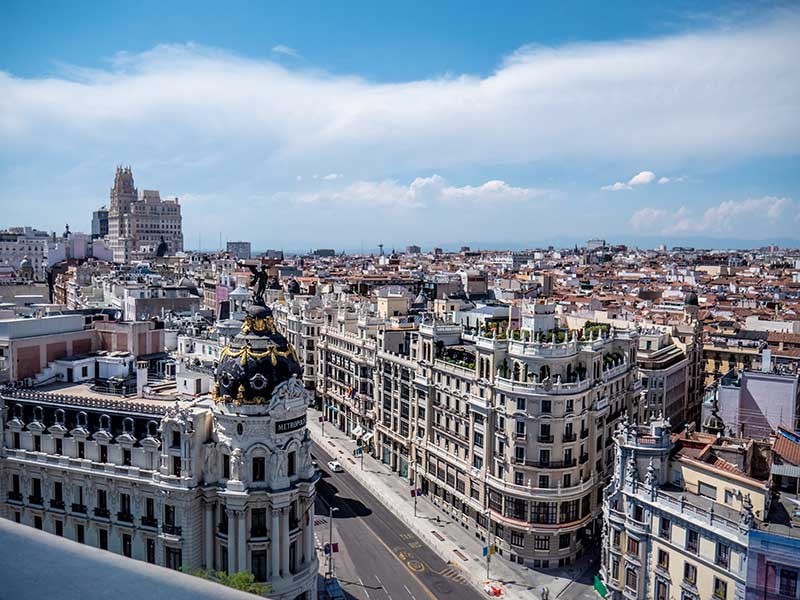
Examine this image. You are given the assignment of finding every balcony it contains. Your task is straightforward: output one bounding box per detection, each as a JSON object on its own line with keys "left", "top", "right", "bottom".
{"left": 562, "top": 432, "right": 577, "bottom": 443}
{"left": 94, "top": 507, "right": 111, "bottom": 518}
{"left": 162, "top": 523, "right": 182, "bottom": 536}
{"left": 538, "top": 435, "right": 554, "bottom": 444}
{"left": 117, "top": 511, "right": 134, "bottom": 523}
{"left": 538, "top": 459, "right": 577, "bottom": 469}
{"left": 50, "top": 499, "right": 66, "bottom": 510}
{"left": 72, "top": 503, "right": 87, "bottom": 514}
{"left": 141, "top": 516, "right": 158, "bottom": 528}
{"left": 580, "top": 429, "right": 590, "bottom": 439}
{"left": 7, "top": 491, "right": 23, "bottom": 503}
{"left": 579, "top": 453, "right": 590, "bottom": 465}
{"left": 28, "top": 495, "right": 44, "bottom": 506}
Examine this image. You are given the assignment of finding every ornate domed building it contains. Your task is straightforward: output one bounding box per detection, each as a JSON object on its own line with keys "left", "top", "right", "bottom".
{"left": 202, "top": 298, "right": 318, "bottom": 599}
{"left": 0, "top": 286, "right": 317, "bottom": 599}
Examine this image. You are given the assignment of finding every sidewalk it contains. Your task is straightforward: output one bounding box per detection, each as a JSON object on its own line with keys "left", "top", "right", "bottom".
{"left": 307, "top": 407, "right": 597, "bottom": 600}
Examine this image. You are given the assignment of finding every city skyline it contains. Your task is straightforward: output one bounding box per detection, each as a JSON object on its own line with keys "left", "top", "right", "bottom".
{"left": 1, "top": 2, "right": 799, "bottom": 251}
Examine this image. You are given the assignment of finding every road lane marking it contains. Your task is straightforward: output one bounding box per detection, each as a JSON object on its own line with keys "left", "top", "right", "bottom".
{"left": 404, "top": 584, "right": 417, "bottom": 600}
{"left": 359, "top": 577, "right": 371, "bottom": 600}
{"left": 312, "top": 442, "right": 441, "bottom": 600}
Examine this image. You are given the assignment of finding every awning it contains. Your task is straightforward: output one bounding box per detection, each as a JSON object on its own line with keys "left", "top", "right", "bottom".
{"left": 772, "top": 463, "right": 800, "bottom": 477}
{"left": 362, "top": 432, "right": 374, "bottom": 444}
{"left": 351, "top": 425, "right": 363, "bottom": 437}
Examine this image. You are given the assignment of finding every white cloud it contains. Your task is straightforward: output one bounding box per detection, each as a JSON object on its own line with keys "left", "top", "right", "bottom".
{"left": 271, "top": 45, "right": 300, "bottom": 59}
{"left": 322, "top": 173, "right": 343, "bottom": 180}
{"left": 658, "top": 177, "right": 671, "bottom": 184}
{"left": 628, "top": 171, "right": 655, "bottom": 186}
{"left": 603, "top": 170, "right": 657, "bottom": 191}
{"left": 628, "top": 207, "right": 669, "bottom": 231}
{"left": 1, "top": 12, "right": 798, "bottom": 177}
{"left": 601, "top": 181, "right": 632, "bottom": 191}
{"left": 629, "top": 196, "right": 793, "bottom": 236}
{"left": 288, "top": 175, "right": 549, "bottom": 210}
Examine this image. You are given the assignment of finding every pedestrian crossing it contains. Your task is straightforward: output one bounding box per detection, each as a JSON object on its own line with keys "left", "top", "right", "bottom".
{"left": 314, "top": 517, "right": 328, "bottom": 526}
{"left": 438, "top": 566, "right": 467, "bottom": 583}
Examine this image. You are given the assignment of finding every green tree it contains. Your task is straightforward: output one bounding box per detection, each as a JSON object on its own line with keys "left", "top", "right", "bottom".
{"left": 187, "top": 569, "right": 269, "bottom": 595}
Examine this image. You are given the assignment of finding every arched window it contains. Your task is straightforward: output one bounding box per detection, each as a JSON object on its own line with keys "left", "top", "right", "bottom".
{"left": 123, "top": 417, "right": 134, "bottom": 434}
{"left": 540, "top": 365, "right": 550, "bottom": 380}
{"left": 54, "top": 409, "right": 65, "bottom": 425}
{"left": 99, "top": 414, "right": 111, "bottom": 431}
{"left": 13, "top": 404, "right": 22, "bottom": 419}
{"left": 77, "top": 411, "right": 88, "bottom": 427}
{"left": 147, "top": 420, "right": 159, "bottom": 437}
{"left": 33, "top": 406, "right": 44, "bottom": 423}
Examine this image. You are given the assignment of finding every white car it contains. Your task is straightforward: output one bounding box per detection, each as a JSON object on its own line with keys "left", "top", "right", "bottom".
{"left": 327, "top": 460, "right": 344, "bottom": 473}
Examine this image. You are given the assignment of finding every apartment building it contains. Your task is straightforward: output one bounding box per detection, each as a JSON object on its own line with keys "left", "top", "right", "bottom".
{"left": 272, "top": 296, "right": 324, "bottom": 395}
{"left": 600, "top": 418, "right": 770, "bottom": 600}
{"left": 315, "top": 299, "right": 639, "bottom": 567}
{"left": 317, "top": 311, "right": 378, "bottom": 436}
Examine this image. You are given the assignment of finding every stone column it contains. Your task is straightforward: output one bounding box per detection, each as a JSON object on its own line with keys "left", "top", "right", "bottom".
{"left": 237, "top": 510, "right": 247, "bottom": 573}
{"left": 227, "top": 509, "right": 236, "bottom": 574}
{"left": 280, "top": 508, "right": 289, "bottom": 576}
{"left": 204, "top": 502, "right": 214, "bottom": 569}
{"left": 271, "top": 508, "right": 280, "bottom": 580}
{"left": 304, "top": 501, "right": 314, "bottom": 565}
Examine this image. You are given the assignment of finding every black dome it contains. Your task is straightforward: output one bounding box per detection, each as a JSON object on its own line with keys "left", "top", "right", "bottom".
{"left": 212, "top": 302, "right": 302, "bottom": 405}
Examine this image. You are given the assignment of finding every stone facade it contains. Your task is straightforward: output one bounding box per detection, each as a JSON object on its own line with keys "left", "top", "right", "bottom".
{"left": 106, "top": 167, "right": 183, "bottom": 264}
{"left": 1, "top": 302, "right": 317, "bottom": 600}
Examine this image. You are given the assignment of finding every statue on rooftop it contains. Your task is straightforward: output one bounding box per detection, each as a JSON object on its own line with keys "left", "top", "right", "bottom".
{"left": 246, "top": 263, "right": 269, "bottom": 304}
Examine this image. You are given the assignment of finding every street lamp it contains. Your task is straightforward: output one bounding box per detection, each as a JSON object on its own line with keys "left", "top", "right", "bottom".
{"left": 328, "top": 505, "right": 339, "bottom": 578}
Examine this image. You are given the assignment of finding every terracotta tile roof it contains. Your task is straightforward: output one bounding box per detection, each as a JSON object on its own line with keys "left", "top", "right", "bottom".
{"left": 711, "top": 457, "right": 746, "bottom": 477}
{"left": 774, "top": 428, "right": 800, "bottom": 466}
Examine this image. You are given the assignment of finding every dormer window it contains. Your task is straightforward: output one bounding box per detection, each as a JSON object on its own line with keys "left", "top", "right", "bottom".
{"left": 99, "top": 415, "right": 111, "bottom": 431}
{"left": 77, "top": 412, "right": 88, "bottom": 428}
{"left": 123, "top": 417, "right": 134, "bottom": 434}
{"left": 54, "top": 409, "right": 65, "bottom": 425}
{"left": 147, "top": 421, "right": 159, "bottom": 438}
{"left": 33, "top": 406, "right": 44, "bottom": 423}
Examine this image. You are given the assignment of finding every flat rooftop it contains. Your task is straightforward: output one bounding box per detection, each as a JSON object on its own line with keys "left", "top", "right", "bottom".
{"left": 0, "top": 518, "right": 259, "bottom": 600}
{"left": 8, "top": 381, "right": 179, "bottom": 406}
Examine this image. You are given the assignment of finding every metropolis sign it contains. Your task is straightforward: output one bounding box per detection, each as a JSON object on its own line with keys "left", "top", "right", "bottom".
{"left": 275, "top": 415, "right": 307, "bottom": 434}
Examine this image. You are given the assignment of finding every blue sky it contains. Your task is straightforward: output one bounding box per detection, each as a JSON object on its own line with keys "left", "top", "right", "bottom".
{"left": 1, "top": 1, "right": 799, "bottom": 251}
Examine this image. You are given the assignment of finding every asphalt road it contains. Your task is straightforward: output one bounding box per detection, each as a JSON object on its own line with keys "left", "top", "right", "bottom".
{"left": 312, "top": 440, "right": 483, "bottom": 600}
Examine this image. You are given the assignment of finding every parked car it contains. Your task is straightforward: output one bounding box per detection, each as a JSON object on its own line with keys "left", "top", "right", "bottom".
{"left": 327, "top": 460, "right": 344, "bottom": 473}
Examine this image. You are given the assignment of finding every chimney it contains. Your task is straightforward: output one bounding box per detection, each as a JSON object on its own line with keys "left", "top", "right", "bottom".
{"left": 761, "top": 349, "right": 772, "bottom": 374}
{"left": 136, "top": 360, "right": 148, "bottom": 398}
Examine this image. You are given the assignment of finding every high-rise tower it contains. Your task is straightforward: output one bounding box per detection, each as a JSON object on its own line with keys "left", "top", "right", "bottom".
{"left": 107, "top": 166, "right": 138, "bottom": 263}
{"left": 105, "top": 166, "right": 183, "bottom": 264}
